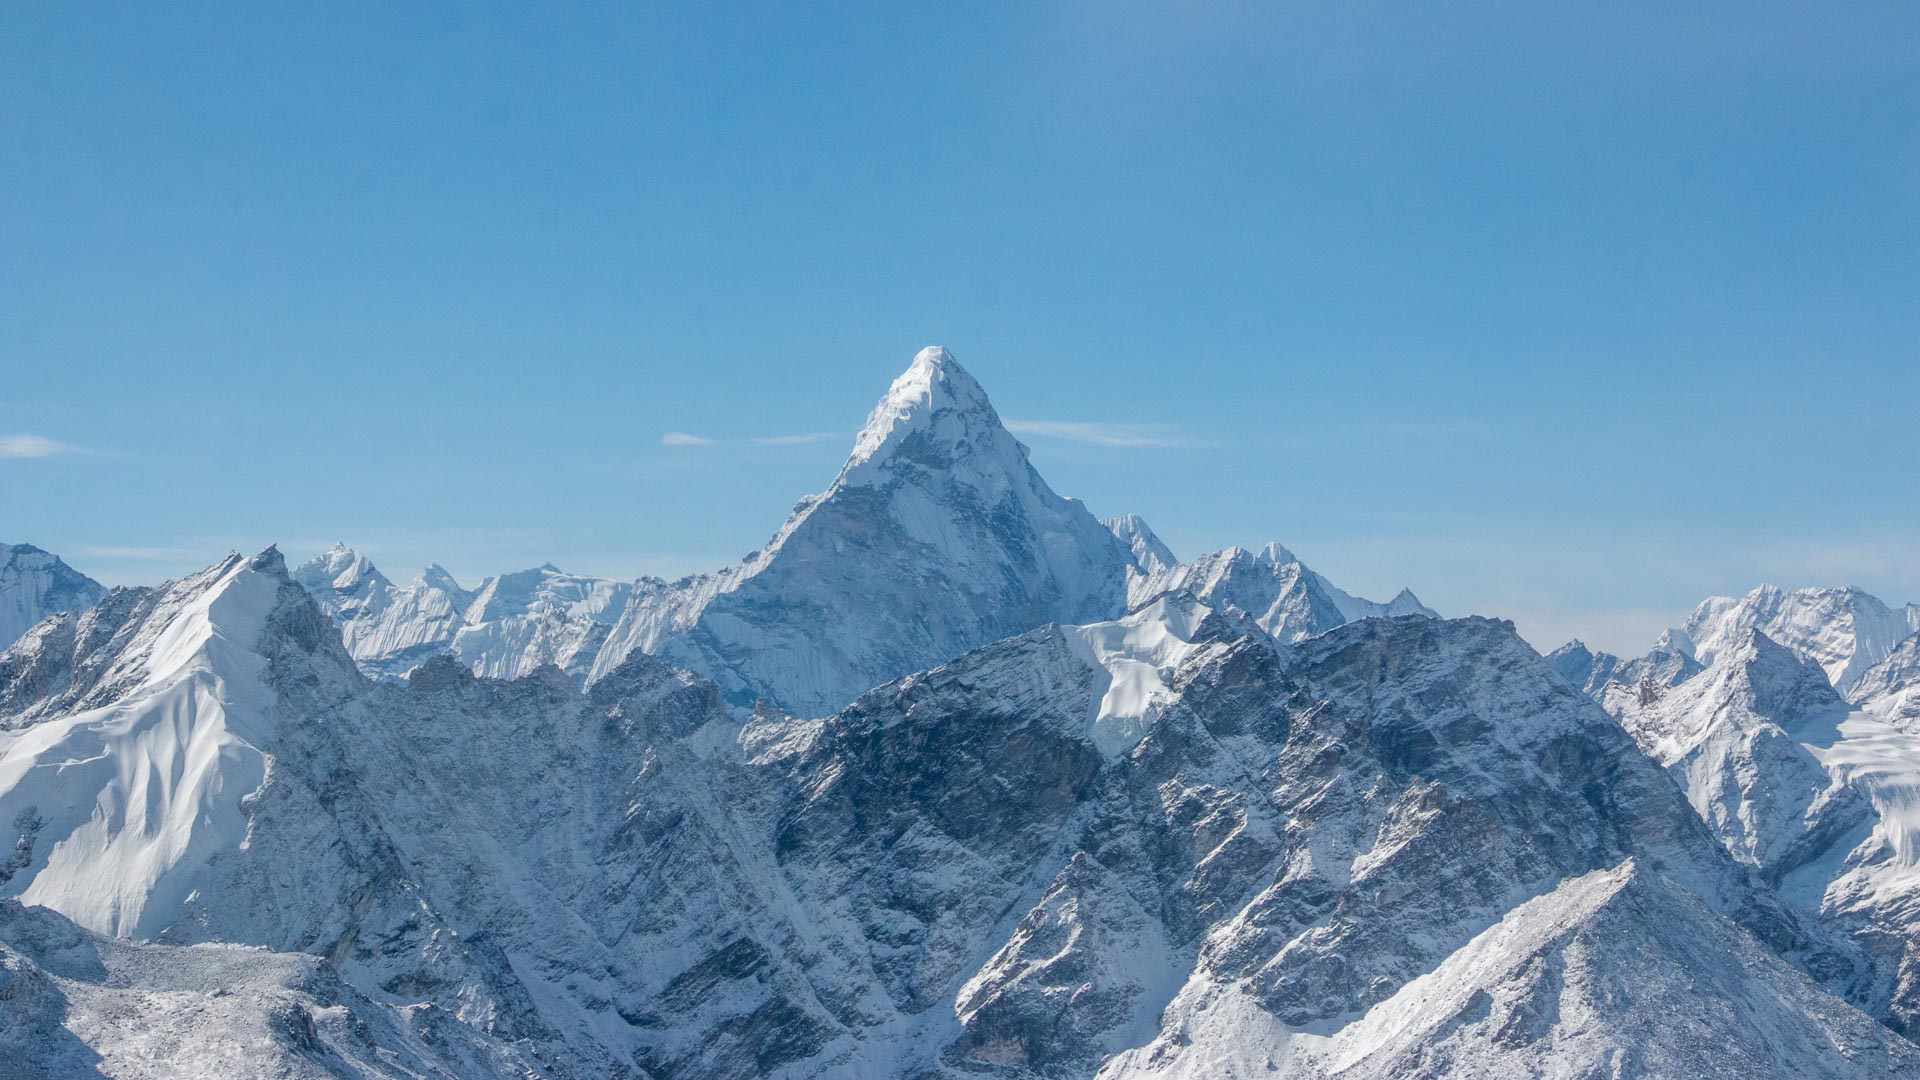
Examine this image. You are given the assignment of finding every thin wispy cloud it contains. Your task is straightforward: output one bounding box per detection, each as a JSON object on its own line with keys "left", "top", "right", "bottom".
{"left": 1, "top": 433, "right": 86, "bottom": 458}
{"left": 660, "top": 431, "right": 717, "bottom": 447}
{"left": 1003, "top": 419, "right": 1197, "bottom": 448}
{"left": 751, "top": 431, "right": 843, "bottom": 446}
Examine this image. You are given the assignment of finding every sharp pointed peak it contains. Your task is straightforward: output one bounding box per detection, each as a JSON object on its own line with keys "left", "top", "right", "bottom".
{"left": 839, "top": 345, "right": 1012, "bottom": 483}
{"left": 1256, "top": 541, "right": 1300, "bottom": 566}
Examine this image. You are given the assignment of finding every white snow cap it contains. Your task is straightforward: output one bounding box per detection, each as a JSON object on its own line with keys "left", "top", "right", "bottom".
{"left": 844, "top": 346, "right": 1001, "bottom": 476}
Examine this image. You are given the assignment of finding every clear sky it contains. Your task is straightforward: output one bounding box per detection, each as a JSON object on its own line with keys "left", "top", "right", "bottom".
{"left": 4, "top": 3, "right": 1916, "bottom": 654}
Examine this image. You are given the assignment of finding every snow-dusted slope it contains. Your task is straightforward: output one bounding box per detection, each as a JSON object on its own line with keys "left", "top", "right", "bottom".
{"left": 1670, "top": 585, "right": 1920, "bottom": 695}
{"left": 1601, "top": 631, "right": 1867, "bottom": 878}
{"left": 766, "top": 612, "right": 1876, "bottom": 1075}
{"left": 0, "top": 900, "right": 539, "bottom": 1079}
{"left": 1127, "top": 542, "right": 1434, "bottom": 643}
{"left": 1101, "top": 860, "right": 1918, "bottom": 1080}
{"left": 0, "top": 543, "right": 105, "bottom": 651}
{"left": 585, "top": 346, "right": 1146, "bottom": 714}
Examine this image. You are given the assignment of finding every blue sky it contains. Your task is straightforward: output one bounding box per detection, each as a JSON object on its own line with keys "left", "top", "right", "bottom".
{"left": 3, "top": 3, "right": 1916, "bottom": 653}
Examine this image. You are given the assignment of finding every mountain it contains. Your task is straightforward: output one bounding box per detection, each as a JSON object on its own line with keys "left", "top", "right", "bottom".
{"left": 294, "top": 350, "right": 1435, "bottom": 720}
{"left": 292, "top": 543, "right": 473, "bottom": 679}
{"left": 584, "top": 346, "right": 1145, "bottom": 715}
{"left": 1570, "top": 586, "right": 1920, "bottom": 1037}
{"left": 1600, "top": 630, "right": 1868, "bottom": 878}
{"left": 2, "top": 550, "right": 1900, "bottom": 1076}
{"left": 1104, "top": 513, "right": 1177, "bottom": 576}
{"left": 293, "top": 544, "right": 632, "bottom": 681}
{"left": 1667, "top": 585, "right": 1920, "bottom": 696}
{"left": 0, "top": 543, "right": 105, "bottom": 651}
{"left": 1128, "top": 541, "right": 1435, "bottom": 643}
{"left": 0, "top": 550, "right": 289, "bottom": 937}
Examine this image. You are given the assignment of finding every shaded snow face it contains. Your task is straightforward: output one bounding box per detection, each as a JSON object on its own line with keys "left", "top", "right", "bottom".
{"left": 0, "top": 544, "right": 106, "bottom": 652}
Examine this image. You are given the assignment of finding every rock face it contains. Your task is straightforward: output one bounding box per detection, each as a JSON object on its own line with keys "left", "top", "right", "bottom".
{"left": 1, "top": 548, "right": 1905, "bottom": 1077}
{"left": 0, "top": 544, "right": 105, "bottom": 652}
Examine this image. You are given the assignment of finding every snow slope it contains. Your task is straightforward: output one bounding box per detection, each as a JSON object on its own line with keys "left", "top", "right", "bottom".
{"left": 0, "top": 550, "right": 287, "bottom": 938}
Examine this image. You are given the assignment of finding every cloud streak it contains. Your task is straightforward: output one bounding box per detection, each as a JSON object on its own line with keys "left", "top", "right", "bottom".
{"left": 1, "top": 434, "right": 86, "bottom": 458}
{"left": 1003, "top": 419, "right": 1197, "bottom": 448}
{"left": 660, "top": 431, "right": 717, "bottom": 447}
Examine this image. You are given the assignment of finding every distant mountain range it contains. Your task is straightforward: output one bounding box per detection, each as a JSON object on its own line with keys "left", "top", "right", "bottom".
{"left": 1, "top": 348, "right": 1915, "bottom": 1078}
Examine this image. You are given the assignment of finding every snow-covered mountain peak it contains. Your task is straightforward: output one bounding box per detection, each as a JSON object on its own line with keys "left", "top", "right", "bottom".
{"left": 305, "top": 542, "right": 388, "bottom": 590}
{"left": 840, "top": 344, "right": 1022, "bottom": 489}
{"left": 1853, "top": 633, "right": 1920, "bottom": 726}
{"left": 1696, "top": 629, "right": 1848, "bottom": 726}
{"left": 1128, "top": 541, "right": 1437, "bottom": 644}
{"left": 0, "top": 542, "right": 107, "bottom": 651}
{"left": 0, "top": 547, "right": 319, "bottom": 937}
{"left": 1103, "top": 513, "right": 1176, "bottom": 574}
{"left": 1253, "top": 540, "right": 1299, "bottom": 566}
{"left": 414, "top": 562, "right": 465, "bottom": 591}
{"left": 1676, "top": 583, "right": 1920, "bottom": 694}
{"left": 583, "top": 346, "right": 1143, "bottom": 714}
